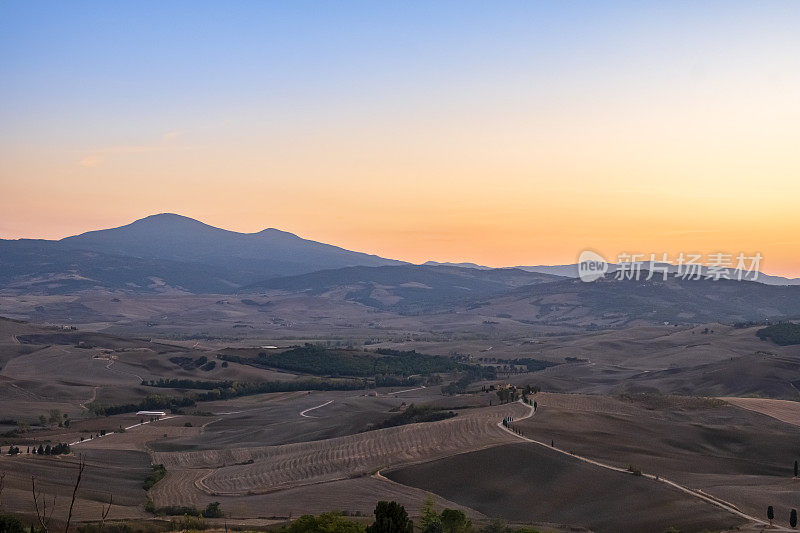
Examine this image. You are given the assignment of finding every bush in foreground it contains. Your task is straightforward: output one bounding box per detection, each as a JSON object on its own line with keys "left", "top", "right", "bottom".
{"left": 0, "top": 513, "right": 26, "bottom": 533}
{"left": 285, "top": 512, "right": 366, "bottom": 533}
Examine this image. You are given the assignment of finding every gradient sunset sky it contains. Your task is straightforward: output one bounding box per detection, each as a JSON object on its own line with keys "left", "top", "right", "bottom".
{"left": 2, "top": 2, "right": 799, "bottom": 275}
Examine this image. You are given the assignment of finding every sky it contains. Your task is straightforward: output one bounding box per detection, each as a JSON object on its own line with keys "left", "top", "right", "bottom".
{"left": 2, "top": 1, "right": 799, "bottom": 276}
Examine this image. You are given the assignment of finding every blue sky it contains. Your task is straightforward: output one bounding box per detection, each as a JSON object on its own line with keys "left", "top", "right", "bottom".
{"left": 2, "top": 2, "right": 800, "bottom": 274}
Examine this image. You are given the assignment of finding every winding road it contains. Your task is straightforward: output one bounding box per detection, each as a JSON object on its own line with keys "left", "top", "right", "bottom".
{"left": 68, "top": 415, "right": 177, "bottom": 446}
{"left": 497, "top": 400, "right": 779, "bottom": 531}
{"left": 299, "top": 400, "right": 334, "bottom": 418}
{"left": 104, "top": 358, "right": 144, "bottom": 381}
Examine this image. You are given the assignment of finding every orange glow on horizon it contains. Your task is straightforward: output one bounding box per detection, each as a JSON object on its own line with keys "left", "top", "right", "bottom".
{"left": 3, "top": 3, "right": 799, "bottom": 278}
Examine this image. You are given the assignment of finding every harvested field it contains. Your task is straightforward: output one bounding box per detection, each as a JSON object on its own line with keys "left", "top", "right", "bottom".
{"left": 154, "top": 388, "right": 445, "bottom": 451}
{"left": 386, "top": 442, "right": 747, "bottom": 533}
{"left": 73, "top": 416, "right": 204, "bottom": 451}
{"left": 722, "top": 396, "right": 800, "bottom": 427}
{"left": 0, "top": 450, "right": 151, "bottom": 523}
{"left": 150, "top": 474, "right": 482, "bottom": 520}
{"left": 513, "top": 392, "right": 800, "bottom": 528}
{"left": 152, "top": 402, "right": 527, "bottom": 495}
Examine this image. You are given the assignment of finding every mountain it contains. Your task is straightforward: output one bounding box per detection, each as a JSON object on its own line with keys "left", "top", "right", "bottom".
{"left": 0, "top": 214, "right": 404, "bottom": 293}
{"left": 514, "top": 263, "right": 800, "bottom": 286}
{"left": 422, "top": 260, "right": 492, "bottom": 270}
{"left": 244, "top": 264, "right": 564, "bottom": 313}
{"left": 60, "top": 213, "right": 404, "bottom": 277}
{"left": 3, "top": 213, "right": 799, "bottom": 308}
{"left": 513, "top": 264, "right": 584, "bottom": 277}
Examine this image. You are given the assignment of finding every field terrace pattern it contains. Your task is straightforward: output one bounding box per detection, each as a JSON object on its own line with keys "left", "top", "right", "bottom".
{"left": 151, "top": 402, "right": 527, "bottom": 498}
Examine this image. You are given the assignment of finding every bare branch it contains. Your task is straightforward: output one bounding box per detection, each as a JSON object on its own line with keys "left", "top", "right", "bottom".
{"left": 100, "top": 492, "right": 113, "bottom": 530}
{"left": 31, "top": 475, "right": 55, "bottom": 533}
{"left": 64, "top": 454, "right": 86, "bottom": 533}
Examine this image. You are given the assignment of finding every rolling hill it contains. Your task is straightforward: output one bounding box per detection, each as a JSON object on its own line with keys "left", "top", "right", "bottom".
{"left": 246, "top": 265, "right": 800, "bottom": 325}
{"left": 3, "top": 214, "right": 800, "bottom": 328}
{"left": 244, "top": 264, "right": 564, "bottom": 313}
{"left": 498, "top": 273, "right": 800, "bottom": 326}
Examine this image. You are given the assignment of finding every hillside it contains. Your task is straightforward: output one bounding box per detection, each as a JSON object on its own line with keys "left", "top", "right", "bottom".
{"left": 492, "top": 273, "right": 800, "bottom": 327}
{"left": 244, "top": 264, "right": 564, "bottom": 313}
{"left": 0, "top": 239, "right": 240, "bottom": 294}
{"left": 246, "top": 266, "right": 800, "bottom": 324}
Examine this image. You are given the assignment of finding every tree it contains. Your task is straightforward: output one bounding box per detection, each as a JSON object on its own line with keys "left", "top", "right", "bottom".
{"left": 420, "top": 497, "right": 442, "bottom": 533}
{"left": 768, "top": 505, "right": 774, "bottom": 526}
{"left": 440, "top": 509, "right": 472, "bottom": 533}
{"left": 791, "top": 508, "right": 797, "bottom": 528}
{"left": 47, "top": 409, "right": 62, "bottom": 426}
{"left": 794, "top": 460, "right": 798, "bottom": 477}
{"left": 203, "top": 501, "right": 224, "bottom": 518}
{"left": 366, "top": 501, "right": 413, "bottom": 533}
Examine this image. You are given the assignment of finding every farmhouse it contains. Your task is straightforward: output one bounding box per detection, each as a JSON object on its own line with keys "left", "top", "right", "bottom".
{"left": 136, "top": 410, "right": 167, "bottom": 417}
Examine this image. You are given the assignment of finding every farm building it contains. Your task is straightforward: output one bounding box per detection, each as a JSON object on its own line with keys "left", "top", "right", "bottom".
{"left": 136, "top": 410, "right": 167, "bottom": 417}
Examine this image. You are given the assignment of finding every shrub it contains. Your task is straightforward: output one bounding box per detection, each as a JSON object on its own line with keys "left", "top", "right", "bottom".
{"left": 0, "top": 513, "right": 26, "bottom": 533}
{"left": 286, "top": 513, "right": 366, "bottom": 533}
{"left": 143, "top": 464, "right": 167, "bottom": 490}
{"left": 202, "top": 502, "right": 223, "bottom": 518}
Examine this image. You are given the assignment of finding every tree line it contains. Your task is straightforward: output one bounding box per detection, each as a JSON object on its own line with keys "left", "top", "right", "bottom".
{"left": 3, "top": 443, "right": 70, "bottom": 456}
{"left": 225, "top": 343, "right": 460, "bottom": 377}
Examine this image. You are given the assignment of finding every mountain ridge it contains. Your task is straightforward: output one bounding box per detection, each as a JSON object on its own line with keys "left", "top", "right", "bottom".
{"left": 1, "top": 213, "right": 406, "bottom": 293}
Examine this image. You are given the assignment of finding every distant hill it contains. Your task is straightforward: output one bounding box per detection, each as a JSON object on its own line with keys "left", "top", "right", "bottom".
{"left": 515, "top": 263, "right": 800, "bottom": 286}
{"left": 0, "top": 239, "right": 241, "bottom": 294}
{"left": 245, "top": 264, "right": 564, "bottom": 313}
{"left": 500, "top": 273, "right": 800, "bottom": 326}
{"left": 246, "top": 266, "right": 800, "bottom": 323}
{"left": 3, "top": 213, "right": 799, "bottom": 316}
{"left": 422, "top": 260, "right": 800, "bottom": 286}
{"left": 422, "top": 261, "right": 492, "bottom": 270}
{"left": 1, "top": 214, "right": 405, "bottom": 293}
